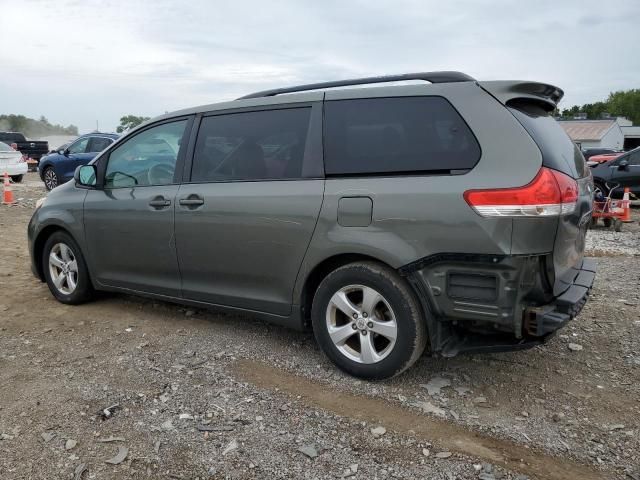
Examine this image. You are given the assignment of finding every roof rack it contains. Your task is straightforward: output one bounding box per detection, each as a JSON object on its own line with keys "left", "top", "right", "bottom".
{"left": 237, "top": 71, "right": 476, "bottom": 100}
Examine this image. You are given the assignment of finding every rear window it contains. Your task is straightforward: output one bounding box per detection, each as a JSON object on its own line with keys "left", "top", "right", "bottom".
{"left": 508, "top": 101, "right": 587, "bottom": 178}
{"left": 324, "top": 97, "right": 481, "bottom": 176}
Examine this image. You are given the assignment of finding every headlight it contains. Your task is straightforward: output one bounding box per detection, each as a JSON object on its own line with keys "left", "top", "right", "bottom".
{"left": 35, "top": 197, "right": 46, "bottom": 209}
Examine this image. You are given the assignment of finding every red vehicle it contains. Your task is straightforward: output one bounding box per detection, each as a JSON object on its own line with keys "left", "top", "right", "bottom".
{"left": 588, "top": 152, "right": 623, "bottom": 164}
{"left": 591, "top": 181, "right": 628, "bottom": 231}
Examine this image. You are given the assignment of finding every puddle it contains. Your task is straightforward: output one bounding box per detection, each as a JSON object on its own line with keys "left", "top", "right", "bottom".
{"left": 235, "top": 359, "right": 607, "bottom": 480}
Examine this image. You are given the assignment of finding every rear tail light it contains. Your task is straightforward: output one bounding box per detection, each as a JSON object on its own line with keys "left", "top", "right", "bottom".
{"left": 10, "top": 143, "right": 18, "bottom": 150}
{"left": 464, "top": 167, "right": 578, "bottom": 217}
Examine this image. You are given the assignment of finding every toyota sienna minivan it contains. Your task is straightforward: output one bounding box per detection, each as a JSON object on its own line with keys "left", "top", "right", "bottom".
{"left": 28, "top": 72, "right": 595, "bottom": 379}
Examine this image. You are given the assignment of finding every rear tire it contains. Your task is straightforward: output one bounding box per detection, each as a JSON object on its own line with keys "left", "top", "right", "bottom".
{"left": 603, "top": 218, "right": 613, "bottom": 228}
{"left": 43, "top": 167, "right": 58, "bottom": 191}
{"left": 42, "top": 231, "right": 94, "bottom": 304}
{"left": 311, "top": 261, "right": 427, "bottom": 380}
{"left": 10, "top": 175, "right": 23, "bottom": 183}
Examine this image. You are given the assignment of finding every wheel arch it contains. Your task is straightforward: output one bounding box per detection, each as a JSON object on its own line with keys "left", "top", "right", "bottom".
{"left": 39, "top": 161, "right": 54, "bottom": 179}
{"left": 298, "top": 253, "right": 396, "bottom": 328}
{"left": 32, "top": 225, "right": 79, "bottom": 281}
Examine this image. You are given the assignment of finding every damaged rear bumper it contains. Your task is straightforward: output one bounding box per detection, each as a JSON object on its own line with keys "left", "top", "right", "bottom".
{"left": 401, "top": 254, "right": 596, "bottom": 357}
{"left": 523, "top": 258, "right": 596, "bottom": 337}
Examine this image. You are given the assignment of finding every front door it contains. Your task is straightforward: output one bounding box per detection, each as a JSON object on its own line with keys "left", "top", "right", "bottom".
{"left": 175, "top": 105, "right": 324, "bottom": 316}
{"left": 62, "top": 137, "right": 94, "bottom": 183}
{"left": 84, "top": 118, "right": 191, "bottom": 297}
{"left": 611, "top": 149, "right": 640, "bottom": 196}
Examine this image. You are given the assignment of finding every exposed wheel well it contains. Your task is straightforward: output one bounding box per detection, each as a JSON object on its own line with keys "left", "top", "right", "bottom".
{"left": 300, "top": 253, "right": 394, "bottom": 328}
{"left": 33, "top": 226, "right": 72, "bottom": 281}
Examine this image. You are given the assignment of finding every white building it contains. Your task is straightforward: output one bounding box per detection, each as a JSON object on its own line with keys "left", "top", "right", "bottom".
{"left": 558, "top": 118, "right": 625, "bottom": 150}
{"left": 621, "top": 126, "right": 640, "bottom": 150}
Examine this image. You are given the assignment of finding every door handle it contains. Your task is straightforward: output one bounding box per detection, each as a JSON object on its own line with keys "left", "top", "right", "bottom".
{"left": 149, "top": 197, "right": 172, "bottom": 208}
{"left": 179, "top": 196, "right": 205, "bottom": 207}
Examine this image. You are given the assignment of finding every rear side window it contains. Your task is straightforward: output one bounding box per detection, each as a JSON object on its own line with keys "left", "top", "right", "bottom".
{"left": 324, "top": 97, "right": 480, "bottom": 176}
{"left": 87, "top": 137, "right": 113, "bottom": 153}
{"left": 508, "top": 101, "right": 587, "bottom": 179}
{"left": 191, "top": 108, "right": 311, "bottom": 182}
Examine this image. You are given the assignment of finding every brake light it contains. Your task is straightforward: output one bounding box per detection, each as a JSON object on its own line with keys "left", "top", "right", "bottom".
{"left": 464, "top": 167, "right": 578, "bottom": 217}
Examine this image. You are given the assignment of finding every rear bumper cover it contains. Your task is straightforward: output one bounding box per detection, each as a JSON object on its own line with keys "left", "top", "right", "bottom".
{"left": 523, "top": 257, "right": 596, "bottom": 336}
{"left": 1, "top": 162, "right": 28, "bottom": 176}
{"left": 402, "top": 254, "right": 596, "bottom": 356}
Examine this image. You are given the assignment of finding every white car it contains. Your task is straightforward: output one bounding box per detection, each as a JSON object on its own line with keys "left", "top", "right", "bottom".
{"left": 0, "top": 141, "right": 28, "bottom": 182}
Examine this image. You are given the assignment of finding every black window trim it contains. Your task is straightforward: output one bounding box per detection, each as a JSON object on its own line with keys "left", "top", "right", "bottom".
{"left": 96, "top": 115, "right": 194, "bottom": 190}
{"left": 321, "top": 95, "right": 482, "bottom": 179}
{"left": 182, "top": 101, "right": 324, "bottom": 184}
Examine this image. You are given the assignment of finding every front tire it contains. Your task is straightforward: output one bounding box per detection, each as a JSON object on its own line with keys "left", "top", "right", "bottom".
{"left": 42, "top": 231, "right": 94, "bottom": 304}
{"left": 311, "top": 261, "right": 427, "bottom": 380}
{"left": 10, "top": 175, "right": 23, "bottom": 183}
{"left": 43, "top": 167, "right": 58, "bottom": 191}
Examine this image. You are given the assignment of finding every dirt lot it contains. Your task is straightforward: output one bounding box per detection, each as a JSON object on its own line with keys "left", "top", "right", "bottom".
{"left": 1, "top": 173, "right": 639, "bottom": 480}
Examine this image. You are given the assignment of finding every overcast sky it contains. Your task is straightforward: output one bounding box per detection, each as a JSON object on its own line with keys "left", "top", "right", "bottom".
{"left": 1, "top": 0, "right": 638, "bottom": 134}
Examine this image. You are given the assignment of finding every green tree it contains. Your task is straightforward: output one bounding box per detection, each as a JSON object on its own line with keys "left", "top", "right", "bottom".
{"left": 560, "top": 88, "right": 640, "bottom": 123}
{"left": 116, "top": 115, "right": 150, "bottom": 133}
{"left": 0, "top": 114, "right": 77, "bottom": 137}
{"left": 607, "top": 89, "right": 640, "bottom": 125}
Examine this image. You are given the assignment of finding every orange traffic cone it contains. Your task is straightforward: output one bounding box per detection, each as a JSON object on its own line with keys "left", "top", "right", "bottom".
{"left": 621, "top": 187, "right": 632, "bottom": 222}
{"left": 2, "top": 172, "right": 16, "bottom": 205}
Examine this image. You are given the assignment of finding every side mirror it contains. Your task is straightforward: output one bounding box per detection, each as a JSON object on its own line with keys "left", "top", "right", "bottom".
{"left": 75, "top": 165, "right": 97, "bottom": 187}
{"left": 618, "top": 159, "right": 629, "bottom": 170}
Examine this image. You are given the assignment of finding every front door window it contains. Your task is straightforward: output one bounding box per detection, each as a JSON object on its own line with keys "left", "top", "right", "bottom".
{"left": 67, "top": 137, "right": 89, "bottom": 154}
{"left": 105, "top": 120, "right": 187, "bottom": 188}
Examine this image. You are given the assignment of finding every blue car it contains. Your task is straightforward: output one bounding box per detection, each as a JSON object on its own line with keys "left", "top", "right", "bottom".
{"left": 39, "top": 133, "right": 119, "bottom": 190}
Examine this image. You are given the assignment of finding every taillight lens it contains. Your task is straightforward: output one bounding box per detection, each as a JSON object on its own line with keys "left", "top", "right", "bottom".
{"left": 464, "top": 167, "right": 578, "bottom": 217}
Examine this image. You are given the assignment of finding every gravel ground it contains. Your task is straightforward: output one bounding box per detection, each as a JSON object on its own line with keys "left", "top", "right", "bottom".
{"left": 0, "top": 174, "right": 639, "bottom": 480}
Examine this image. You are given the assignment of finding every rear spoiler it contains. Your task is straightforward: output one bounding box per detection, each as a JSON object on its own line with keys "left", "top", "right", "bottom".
{"left": 480, "top": 81, "right": 564, "bottom": 111}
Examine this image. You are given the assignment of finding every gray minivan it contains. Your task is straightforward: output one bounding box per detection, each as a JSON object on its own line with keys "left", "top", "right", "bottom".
{"left": 28, "top": 72, "right": 595, "bottom": 379}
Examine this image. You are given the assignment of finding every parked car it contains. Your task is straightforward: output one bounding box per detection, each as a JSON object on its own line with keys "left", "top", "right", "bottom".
{"left": 0, "top": 141, "right": 28, "bottom": 182}
{"left": 582, "top": 147, "right": 622, "bottom": 161}
{"left": 38, "top": 133, "right": 118, "bottom": 190}
{"left": 47, "top": 142, "right": 72, "bottom": 155}
{"left": 590, "top": 146, "right": 640, "bottom": 198}
{"left": 588, "top": 152, "right": 623, "bottom": 164}
{"left": 28, "top": 72, "right": 594, "bottom": 379}
{"left": 0, "top": 132, "right": 49, "bottom": 166}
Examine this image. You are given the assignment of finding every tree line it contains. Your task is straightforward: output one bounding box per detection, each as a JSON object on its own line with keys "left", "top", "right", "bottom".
{"left": 0, "top": 114, "right": 78, "bottom": 138}
{"left": 559, "top": 89, "right": 640, "bottom": 125}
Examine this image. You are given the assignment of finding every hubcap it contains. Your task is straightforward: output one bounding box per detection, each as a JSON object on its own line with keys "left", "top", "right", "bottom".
{"left": 48, "top": 243, "right": 78, "bottom": 295}
{"left": 44, "top": 169, "right": 57, "bottom": 189}
{"left": 326, "top": 285, "right": 397, "bottom": 364}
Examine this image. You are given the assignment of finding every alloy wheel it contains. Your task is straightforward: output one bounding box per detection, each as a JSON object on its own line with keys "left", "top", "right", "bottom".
{"left": 48, "top": 243, "right": 78, "bottom": 295}
{"left": 44, "top": 168, "right": 58, "bottom": 190}
{"left": 325, "top": 285, "right": 397, "bottom": 364}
